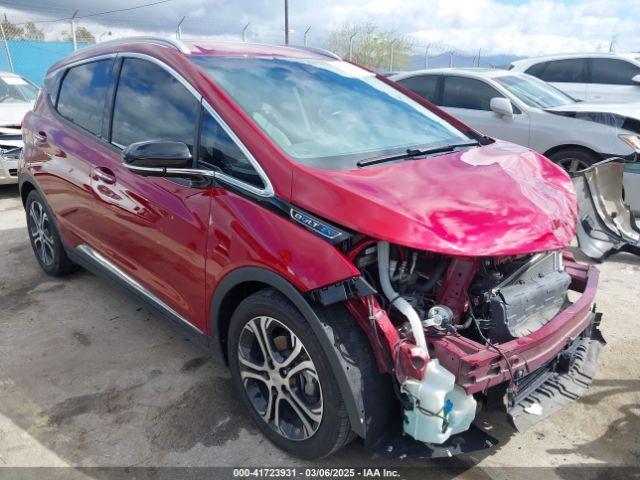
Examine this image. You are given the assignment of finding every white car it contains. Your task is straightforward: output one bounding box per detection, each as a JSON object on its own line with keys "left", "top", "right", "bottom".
{"left": 390, "top": 68, "right": 640, "bottom": 214}
{"left": 509, "top": 53, "right": 640, "bottom": 103}
{"left": 0, "top": 72, "right": 38, "bottom": 185}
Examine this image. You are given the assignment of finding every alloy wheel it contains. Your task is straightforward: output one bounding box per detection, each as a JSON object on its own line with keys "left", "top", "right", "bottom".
{"left": 29, "top": 200, "right": 55, "bottom": 266}
{"left": 557, "top": 157, "right": 591, "bottom": 173}
{"left": 237, "top": 316, "right": 323, "bottom": 441}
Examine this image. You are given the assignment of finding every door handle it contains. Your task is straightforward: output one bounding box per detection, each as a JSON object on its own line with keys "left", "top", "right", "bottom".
{"left": 93, "top": 167, "right": 116, "bottom": 185}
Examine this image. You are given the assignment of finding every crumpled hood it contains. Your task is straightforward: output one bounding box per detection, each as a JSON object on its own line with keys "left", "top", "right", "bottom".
{"left": 291, "top": 141, "right": 577, "bottom": 256}
{"left": 546, "top": 101, "right": 640, "bottom": 119}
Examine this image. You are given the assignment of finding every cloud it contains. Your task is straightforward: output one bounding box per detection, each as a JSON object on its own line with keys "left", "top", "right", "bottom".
{"left": 3, "top": 0, "right": 640, "bottom": 56}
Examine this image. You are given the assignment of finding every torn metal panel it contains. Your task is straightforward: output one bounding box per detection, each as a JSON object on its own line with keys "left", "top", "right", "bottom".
{"left": 572, "top": 158, "right": 640, "bottom": 261}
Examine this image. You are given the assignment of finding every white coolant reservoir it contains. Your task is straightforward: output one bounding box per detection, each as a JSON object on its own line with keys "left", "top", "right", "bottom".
{"left": 402, "top": 358, "right": 477, "bottom": 444}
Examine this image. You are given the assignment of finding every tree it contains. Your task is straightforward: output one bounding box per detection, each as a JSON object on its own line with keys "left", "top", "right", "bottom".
{"left": 326, "top": 22, "right": 412, "bottom": 72}
{"left": 24, "top": 22, "right": 44, "bottom": 41}
{"left": 1, "top": 15, "right": 24, "bottom": 40}
{"left": 62, "top": 26, "right": 96, "bottom": 45}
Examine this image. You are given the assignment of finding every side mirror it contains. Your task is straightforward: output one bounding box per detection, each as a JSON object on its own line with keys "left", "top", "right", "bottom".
{"left": 490, "top": 97, "right": 514, "bottom": 118}
{"left": 122, "top": 140, "right": 192, "bottom": 171}
{"left": 632, "top": 74, "right": 640, "bottom": 85}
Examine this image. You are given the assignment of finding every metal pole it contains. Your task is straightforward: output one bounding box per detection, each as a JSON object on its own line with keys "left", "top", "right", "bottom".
{"left": 0, "top": 22, "right": 13, "bottom": 72}
{"left": 389, "top": 42, "right": 395, "bottom": 72}
{"left": 242, "top": 22, "right": 250, "bottom": 42}
{"left": 303, "top": 25, "right": 311, "bottom": 46}
{"left": 349, "top": 32, "right": 357, "bottom": 61}
{"left": 71, "top": 9, "right": 78, "bottom": 51}
{"left": 476, "top": 47, "right": 481, "bottom": 67}
{"left": 424, "top": 43, "right": 430, "bottom": 69}
{"left": 449, "top": 50, "right": 454, "bottom": 67}
{"left": 176, "top": 16, "right": 185, "bottom": 39}
{"left": 284, "top": 0, "right": 289, "bottom": 45}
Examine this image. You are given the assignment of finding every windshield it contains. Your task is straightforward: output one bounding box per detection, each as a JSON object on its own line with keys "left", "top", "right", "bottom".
{"left": 191, "top": 56, "right": 471, "bottom": 169}
{"left": 495, "top": 74, "right": 576, "bottom": 109}
{"left": 0, "top": 75, "right": 38, "bottom": 103}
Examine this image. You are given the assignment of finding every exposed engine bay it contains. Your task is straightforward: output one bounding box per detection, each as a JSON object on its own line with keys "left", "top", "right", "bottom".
{"left": 333, "top": 239, "right": 603, "bottom": 449}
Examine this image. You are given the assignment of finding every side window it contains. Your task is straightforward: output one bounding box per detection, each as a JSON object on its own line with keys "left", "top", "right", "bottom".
{"left": 536, "top": 58, "right": 586, "bottom": 83}
{"left": 57, "top": 59, "right": 113, "bottom": 135}
{"left": 198, "top": 109, "right": 264, "bottom": 189}
{"left": 44, "top": 69, "right": 64, "bottom": 105}
{"left": 111, "top": 58, "right": 199, "bottom": 150}
{"left": 441, "top": 76, "right": 501, "bottom": 111}
{"left": 590, "top": 58, "right": 640, "bottom": 85}
{"left": 524, "top": 62, "right": 548, "bottom": 78}
{"left": 397, "top": 75, "right": 439, "bottom": 103}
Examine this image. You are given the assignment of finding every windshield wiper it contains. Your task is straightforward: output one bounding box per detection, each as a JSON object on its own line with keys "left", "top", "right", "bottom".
{"left": 356, "top": 142, "right": 479, "bottom": 168}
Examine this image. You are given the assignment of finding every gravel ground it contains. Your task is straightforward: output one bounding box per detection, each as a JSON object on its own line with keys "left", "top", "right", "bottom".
{"left": 0, "top": 183, "right": 638, "bottom": 479}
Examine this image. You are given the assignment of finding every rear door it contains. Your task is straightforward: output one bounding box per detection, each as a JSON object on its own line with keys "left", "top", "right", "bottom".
{"left": 439, "top": 75, "right": 530, "bottom": 147}
{"left": 528, "top": 58, "right": 588, "bottom": 100}
{"left": 85, "top": 55, "right": 211, "bottom": 333}
{"left": 586, "top": 58, "right": 640, "bottom": 103}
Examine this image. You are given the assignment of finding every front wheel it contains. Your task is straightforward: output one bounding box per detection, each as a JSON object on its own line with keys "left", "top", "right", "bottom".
{"left": 227, "top": 288, "right": 353, "bottom": 459}
{"left": 549, "top": 148, "right": 599, "bottom": 173}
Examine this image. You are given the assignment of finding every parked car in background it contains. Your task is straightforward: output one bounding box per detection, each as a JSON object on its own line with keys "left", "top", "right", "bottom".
{"left": 0, "top": 71, "right": 38, "bottom": 185}
{"left": 390, "top": 68, "right": 640, "bottom": 214}
{"left": 509, "top": 53, "right": 640, "bottom": 103}
{"left": 20, "top": 38, "right": 604, "bottom": 459}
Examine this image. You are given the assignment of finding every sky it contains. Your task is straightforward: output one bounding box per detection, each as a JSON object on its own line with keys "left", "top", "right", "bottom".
{"left": 1, "top": 0, "right": 639, "bottom": 57}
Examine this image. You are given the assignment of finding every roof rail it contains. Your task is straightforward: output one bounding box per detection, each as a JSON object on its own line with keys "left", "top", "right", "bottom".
{"left": 75, "top": 36, "right": 191, "bottom": 55}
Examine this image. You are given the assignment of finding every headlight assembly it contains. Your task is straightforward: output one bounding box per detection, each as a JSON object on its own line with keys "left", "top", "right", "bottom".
{"left": 618, "top": 133, "right": 640, "bottom": 153}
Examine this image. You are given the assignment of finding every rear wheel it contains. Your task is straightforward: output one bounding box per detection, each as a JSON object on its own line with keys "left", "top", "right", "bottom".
{"left": 549, "top": 148, "right": 599, "bottom": 173}
{"left": 227, "top": 288, "right": 352, "bottom": 459}
{"left": 25, "top": 190, "right": 77, "bottom": 276}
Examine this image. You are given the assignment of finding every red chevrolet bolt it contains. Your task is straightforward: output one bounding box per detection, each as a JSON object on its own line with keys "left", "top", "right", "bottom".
{"left": 19, "top": 38, "right": 604, "bottom": 459}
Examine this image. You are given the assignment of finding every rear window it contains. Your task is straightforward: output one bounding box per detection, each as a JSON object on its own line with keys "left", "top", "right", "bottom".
{"left": 57, "top": 59, "right": 113, "bottom": 136}
{"left": 396, "top": 75, "right": 439, "bottom": 103}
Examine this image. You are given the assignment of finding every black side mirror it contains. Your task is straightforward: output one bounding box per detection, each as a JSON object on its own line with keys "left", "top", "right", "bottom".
{"left": 122, "top": 140, "right": 192, "bottom": 169}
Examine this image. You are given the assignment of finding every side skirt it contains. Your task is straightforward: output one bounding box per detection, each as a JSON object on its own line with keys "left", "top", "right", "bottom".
{"left": 67, "top": 243, "right": 210, "bottom": 350}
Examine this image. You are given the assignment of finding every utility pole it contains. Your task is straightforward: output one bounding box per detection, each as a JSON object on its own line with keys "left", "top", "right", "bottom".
{"left": 242, "top": 22, "right": 250, "bottom": 42}
{"left": 176, "top": 16, "right": 185, "bottom": 40}
{"left": 448, "top": 50, "right": 454, "bottom": 67}
{"left": 476, "top": 47, "right": 481, "bottom": 67}
{"left": 71, "top": 9, "right": 79, "bottom": 51}
{"left": 348, "top": 31, "right": 357, "bottom": 61}
{"left": 424, "top": 43, "right": 430, "bottom": 69}
{"left": 303, "top": 25, "right": 311, "bottom": 46}
{"left": 0, "top": 20, "right": 13, "bottom": 72}
{"left": 284, "top": 0, "right": 289, "bottom": 45}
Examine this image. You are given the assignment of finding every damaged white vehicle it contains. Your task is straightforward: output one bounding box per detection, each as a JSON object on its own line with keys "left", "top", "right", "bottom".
{"left": 0, "top": 72, "right": 37, "bottom": 185}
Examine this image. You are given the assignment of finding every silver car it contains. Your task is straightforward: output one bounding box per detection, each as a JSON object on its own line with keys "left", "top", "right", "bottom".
{"left": 390, "top": 68, "right": 640, "bottom": 214}
{"left": 0, "top": 72, "right": 38, "bottom": 185}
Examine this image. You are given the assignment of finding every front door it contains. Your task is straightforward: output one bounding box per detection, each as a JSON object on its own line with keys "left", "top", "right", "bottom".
{"left": 87, "top": 56, "right": 211, "bottom": 333}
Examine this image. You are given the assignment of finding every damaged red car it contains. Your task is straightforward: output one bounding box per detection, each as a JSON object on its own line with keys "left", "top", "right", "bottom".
{"left": 20, "top": 38, "right": 604, "bottom": 459}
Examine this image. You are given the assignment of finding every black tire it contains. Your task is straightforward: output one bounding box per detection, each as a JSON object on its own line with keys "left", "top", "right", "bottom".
{"left": 228, "top": 288, "right": 352, "bottom": 459}
{"left": 549, "top": 148, "right": 600, "bottom": 174}
{"left": 25, "top": 190, "right": 77, "bottom": 276}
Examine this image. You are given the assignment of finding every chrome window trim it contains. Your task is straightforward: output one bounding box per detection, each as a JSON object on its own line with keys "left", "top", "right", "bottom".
{"left": 76, "top": 244, "right": 203, "bottom": 335}
{"left": 115, "top": 52, "right": 274, "bottom": 197}
{"left": 49, "top": 53, "right": 117, "bottom": 74}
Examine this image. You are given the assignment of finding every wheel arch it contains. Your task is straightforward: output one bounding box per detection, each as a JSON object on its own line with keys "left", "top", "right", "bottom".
{"left": 209, "top": 266, "right": 388, "bottom": 439}
{"left": 19, "top": 177, "right": 37, "bottom": 207}
{"left": 543, "top": 143, "right": 601, "bottom": 161}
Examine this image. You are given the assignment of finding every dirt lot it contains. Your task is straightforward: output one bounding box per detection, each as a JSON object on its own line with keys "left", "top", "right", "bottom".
{"left": 0, "top": 183, "right": 638, "bottom": 479}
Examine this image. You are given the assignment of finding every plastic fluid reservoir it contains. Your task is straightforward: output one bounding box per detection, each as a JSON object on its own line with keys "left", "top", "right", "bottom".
{"left": 402, "top": 358, "right": 477, "bottom": 444}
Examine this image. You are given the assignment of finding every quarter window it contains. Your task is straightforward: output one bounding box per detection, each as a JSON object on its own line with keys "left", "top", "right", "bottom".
{"left": 441, "top": 76, "right": 501, "bottom": 111}
{"left": 57, "top": 59, "right": 113, "bottom": 135}
{"left": 111, "top": 58, "right": 199, "bottom": 150}
{"left": 590, "top": 58, "right": 640, "bottom": 85}
{"left": 533, "top": 58, "right": 586, "bottom": 83}
{"left": 198, "top": 109, "right": 264, "bottom": 189}
{"left": 396, "top": 75, "right": 439, "bottom": 103}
